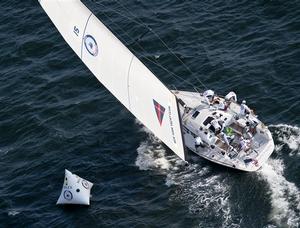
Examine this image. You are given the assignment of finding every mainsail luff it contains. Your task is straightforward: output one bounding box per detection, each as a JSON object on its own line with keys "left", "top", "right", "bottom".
{"left": 39, "top": 0, "right": 186, "bottom": 160}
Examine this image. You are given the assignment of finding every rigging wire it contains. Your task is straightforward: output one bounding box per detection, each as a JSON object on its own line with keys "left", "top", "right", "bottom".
{"left": 96, "top": 7, "right": 196, "bottom": 90}
{"left": 95, "top": 1, "right": 208, "bottom": 92}
{"left": 114, "top": 0, "right": 208, "bottom": 90}
{"left": 95, "top": 2, "right": 202, "bottom": 92}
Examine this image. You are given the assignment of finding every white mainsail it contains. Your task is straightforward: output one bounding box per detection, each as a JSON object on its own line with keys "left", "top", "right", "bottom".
{"left": 39, "top": 0, "right": 186, "bottom": 160}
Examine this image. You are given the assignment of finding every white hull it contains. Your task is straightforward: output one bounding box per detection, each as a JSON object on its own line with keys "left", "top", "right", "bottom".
{"left": 175, "top": 90, "right": 274, "bottom": 172}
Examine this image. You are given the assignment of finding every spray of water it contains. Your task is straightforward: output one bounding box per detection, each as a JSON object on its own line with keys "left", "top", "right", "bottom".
{"left": 270, "top": 124, "right": 300, "bottom": 154}
{"left": 135, "top": 124, "right": 238, "bottom": 227}
{"left": 260, "top": 124, "right": 300, "bottom": 228}
{"left": 135, "top": 123, "right": 300, "bottom": 227}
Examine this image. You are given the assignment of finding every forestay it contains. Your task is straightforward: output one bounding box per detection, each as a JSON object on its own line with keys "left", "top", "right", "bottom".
{"left": 39, "top": 0, "right": 186, "bottom": 160}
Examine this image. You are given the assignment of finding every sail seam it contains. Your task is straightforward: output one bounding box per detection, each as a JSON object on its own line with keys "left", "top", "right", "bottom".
{"left": 80, "top": 13, "right": 93, "bottom": 59}
{"left": 126, "top": 55, "right": 135, "bottom": 111}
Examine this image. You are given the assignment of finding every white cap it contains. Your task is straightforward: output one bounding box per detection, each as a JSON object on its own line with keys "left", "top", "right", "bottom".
{"left": 242, "top": 100, "right": 246, "bottom": 104}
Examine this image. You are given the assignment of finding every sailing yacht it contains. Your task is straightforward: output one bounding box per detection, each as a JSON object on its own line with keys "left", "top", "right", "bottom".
{"left": 39, "top": 0, "right": 274, "bottom": 171}
{"left": 175, "top": 90, "right": 274, "bottom": 171}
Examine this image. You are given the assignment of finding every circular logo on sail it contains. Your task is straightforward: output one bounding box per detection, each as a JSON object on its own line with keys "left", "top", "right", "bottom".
{"left": 84, "top": 35, "right": 98, "bottom": 57}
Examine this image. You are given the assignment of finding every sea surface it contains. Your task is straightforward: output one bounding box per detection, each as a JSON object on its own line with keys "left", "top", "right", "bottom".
{"left": 0, "top": 0, "right": 299, "bottom": 227}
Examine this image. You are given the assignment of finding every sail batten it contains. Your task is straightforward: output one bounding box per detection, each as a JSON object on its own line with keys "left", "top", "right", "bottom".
{"left": 40, "top": 0, "right": 186, "bottom": 161}
{"left": 80, "top": 13, "right": 93, "bottom": 59}
{"left": 127, "top": 55, "right": 135, "bottom": 111}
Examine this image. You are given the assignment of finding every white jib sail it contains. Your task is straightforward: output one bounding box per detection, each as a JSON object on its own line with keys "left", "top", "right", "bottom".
{"left": 39, "top": 0, "right": 186, "bottom": 160}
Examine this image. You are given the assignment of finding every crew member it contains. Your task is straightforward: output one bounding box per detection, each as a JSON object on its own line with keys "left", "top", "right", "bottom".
{"left": 211, "top": 119, "right": 224, "bottom": 135}
{"left": 220, "top": 132, "right": 230, "bottom": 146}
{"left": 245, "top": 114, "right": 258, "bottom": 137}
{"left": 240, "top": 100, "right": 251, "bottom": 117}
{"left": 225, "top": 91, "right": 237, "bottom": 102}
{"left": 203, "top": 89, "right": 215, "bottom": 105}
{"left": 239, "top": 137, "right": 251, "bottom": 152}
{"left": 216, "top": 99, "right": 227, "bottom": 111}
{"left": 195, "top": 136, "right": 204, "bottom": 148}
{"left": 244, "top": 121, "right": 253, "bottom": 139}
{"left": 224, "top": 127, "right": 235, "bottom": 143}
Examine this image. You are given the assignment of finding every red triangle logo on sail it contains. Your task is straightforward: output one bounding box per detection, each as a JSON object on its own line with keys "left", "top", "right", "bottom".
{"left": 153, "top": 100, "right": 165, "bottom": 126}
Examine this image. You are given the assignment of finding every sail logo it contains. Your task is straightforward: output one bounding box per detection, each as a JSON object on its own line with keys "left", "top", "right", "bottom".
{"left": 153, "top": 100, "right": 165, "bottom": 126}
{"left": 84, "top": 35, "right": 99, "bottom": 57}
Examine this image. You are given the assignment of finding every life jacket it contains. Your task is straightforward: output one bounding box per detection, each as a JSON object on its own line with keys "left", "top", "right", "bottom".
{"left": 224, "top": 127, "right": 234, "bottom": 136}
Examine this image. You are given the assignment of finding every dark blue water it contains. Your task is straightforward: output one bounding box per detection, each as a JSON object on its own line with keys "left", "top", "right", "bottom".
{"left": 0, "top": 0, "right": 299, "bottom": 227}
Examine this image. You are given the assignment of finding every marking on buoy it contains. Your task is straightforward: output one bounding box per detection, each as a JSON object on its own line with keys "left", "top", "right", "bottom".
{"left": 63, "top": 190, "right": 73, "bottom": 200}
{"left": 82, "top": 180, "right": 89, "bottom": 189}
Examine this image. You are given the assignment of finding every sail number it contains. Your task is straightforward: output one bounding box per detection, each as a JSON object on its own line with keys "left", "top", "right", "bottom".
{"left": 73, "top": 26, "right": 80, "bottom": 36}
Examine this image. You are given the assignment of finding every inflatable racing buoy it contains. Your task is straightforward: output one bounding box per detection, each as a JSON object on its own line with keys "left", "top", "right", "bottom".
{"left": 57, "top": 169, "right": 93, "bottom": 206}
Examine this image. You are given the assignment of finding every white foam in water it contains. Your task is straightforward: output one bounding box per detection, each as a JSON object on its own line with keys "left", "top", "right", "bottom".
{"left": 135, "top": 123, "right": 300, "bottom": 227}
{"left": 260, "top": 159, "right": 300, "bottom": 227}
{"left": 7, "top": 209, "right": 20, "bottom": 216}
{"left": 135, "top": 124, "right": 172, "bottom": 171}
{"left": 260, "top": 124, "right": 300, "bottom": 227}
{"left": 135, "top": 128, "right": 239, "bottom": 227}
{"left": 270, "top": 124, "right": 300, "bottom": 154}
{"left": 136, "top": 140, "right": 171, "bottom": 171}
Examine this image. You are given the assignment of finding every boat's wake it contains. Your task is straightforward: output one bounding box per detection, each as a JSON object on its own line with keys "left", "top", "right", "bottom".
{"left": 270, "top": 124, "right": 300, "bottom": 155}
{"left": 135, "top": 126, "right": 238, "bottom": 227}
{"left": 135, "top": 123, "right": 300, "bottom": 227}
{"left": 259, "top": 124, "right": 300, "bottom": 228}
{"left": 259, "top": 159, "right": 300, "bottom": 227}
